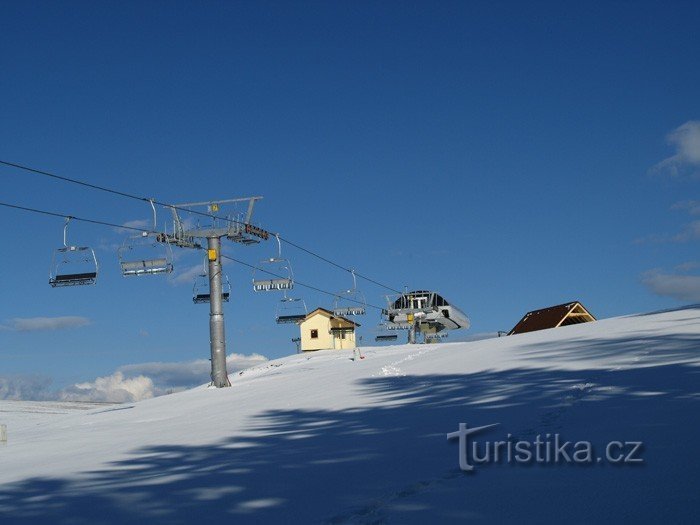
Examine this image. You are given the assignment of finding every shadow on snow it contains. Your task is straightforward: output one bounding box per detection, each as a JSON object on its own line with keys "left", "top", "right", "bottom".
{"left": 1, "top": 330, "right": 699, "bottom": 524}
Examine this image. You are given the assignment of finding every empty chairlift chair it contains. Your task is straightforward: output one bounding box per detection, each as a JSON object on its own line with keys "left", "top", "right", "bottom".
{"left": 252, "top": 234, "right": 294, "bottom": 292}
{"left": 253, "top": 277, "right": 293, "bottom": 292}
{"left": 374, "top": 317, "right": 401, "bottom": 342}
{"left": 333, "top": 270, "right": 366, "bottom": 317}
{"left": 49, "top": 217, "right": 98, "bottom": 287}
{"left": 374, "top": 323, "right": 398, "bottom": 342}
{"left": 118, "top": 200, "right": 173, "bottom": 277}
{"left": 119, "top": 232, "right": 173, "bottom": 276}
{"left": 192, "top": 265, "right": 232, "bottom": 304}
{"left": 276, "top": 293, "right": 308, "bottom": 324}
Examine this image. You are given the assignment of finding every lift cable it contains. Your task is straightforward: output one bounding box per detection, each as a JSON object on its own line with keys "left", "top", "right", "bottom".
{"left": 219, "top": 253, "right": 384, "bottom": 312}
{"left": 0, "top": 200, "right": 155, "bottom": 235}
{"left": 0, "top": 199, "right": 385, "bottom": 311}
{"left": 0, "top": 159, "right": 402, "bottom": 293}
{"left": 274, "top": 237, "right": 402, "bottom": 294}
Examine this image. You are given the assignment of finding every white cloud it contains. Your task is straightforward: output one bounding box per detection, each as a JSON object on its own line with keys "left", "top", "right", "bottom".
{"left": 113, "top": 219, "right": 150, "bottom": 234}
{"left": 118, "top": 361, "right": 206, "bottom": 393}
{"left": 59, "top": 372, "right": 155, "bottom": 403}
{"left": 671, "top": 200, "right": 700, "bottom": 216}
{"left": 642, "top": 270, "right": 700, "bottom": 302}
{"left": 670, "top": 221, "right": 700, "bottom": 242}
{"left": 651, "top": 121, "right": 700, "bottom": 178}
{"left": 1, "top": 316, "right": 90, "bottom": 332}
{"left": 634, "top": 220, "right": 700, "bottom": 244}
{"left": 118, "top": 353, "right": 268, "bottom": 395}
{"left": 0, "top": 353, "right": 269, "bottom": 402}
{"left": 226, "top": 352, "right": 268, "bottom": 370}
{"left": 170, "top": 264, "right": 205, "bottom": 286}
{"left": 0, "top": 375, "right": 54, "bottom": 400}
{"left": 674, "top": 261, "right": 700, "bottom": 272}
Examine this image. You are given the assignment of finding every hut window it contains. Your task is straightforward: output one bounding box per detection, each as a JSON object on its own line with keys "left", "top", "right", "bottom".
{"left": 311, "top": 329, "right": 318, "bottom": 339}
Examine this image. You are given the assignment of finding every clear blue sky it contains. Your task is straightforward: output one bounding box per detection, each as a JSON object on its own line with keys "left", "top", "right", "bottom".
{"left": 2, "top": 1, "right": 700, "bottom": 396}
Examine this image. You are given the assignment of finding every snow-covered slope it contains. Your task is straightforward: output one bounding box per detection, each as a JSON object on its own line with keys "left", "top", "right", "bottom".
{"left": 1, "top": 307, "right": 699, "bottom": 524}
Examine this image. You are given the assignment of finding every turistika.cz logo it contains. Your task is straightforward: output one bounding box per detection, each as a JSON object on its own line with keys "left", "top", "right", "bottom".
{"left": 447, "top": 423, "right": 644, "bottom": 472}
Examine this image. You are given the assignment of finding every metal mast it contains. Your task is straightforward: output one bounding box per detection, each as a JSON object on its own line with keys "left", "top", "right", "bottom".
{"left": 207, "top": 236, "right": 229, "bottom": 387}
{"left": 163, "top": 197, "right": 268, "bottom": 388}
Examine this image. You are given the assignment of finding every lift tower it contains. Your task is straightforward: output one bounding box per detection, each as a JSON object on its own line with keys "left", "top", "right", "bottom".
{"left": 163, "top": 197, "right": 268, "bottom": 387}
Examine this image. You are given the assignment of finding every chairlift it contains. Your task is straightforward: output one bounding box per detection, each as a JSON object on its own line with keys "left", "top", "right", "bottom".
{"left": 49, "top": 217, "right": 98, "bottom": 287}
{"left": 118, "top": 199, "right": 173, "bottom": 277}
{"left": 333, "top": 270, "right": 366, "bottom": 317}
{"left": 192, "top": 258, "right": 231, "bottom": 304}
{"left": 374, "top": 320, "right": 399, "bottom": 342}
{"left": 275, "top": 292, "right": 308, "bottom": 324}
{"left": 375, "top": 327, "right": 398, "bottom": 342}
{"left": 252, "top": 234, "right": 294, "bottom": 292}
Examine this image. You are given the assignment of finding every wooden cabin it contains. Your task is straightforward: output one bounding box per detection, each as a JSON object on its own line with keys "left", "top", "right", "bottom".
{"left": 508, "top": 301, "right": 595, "bottom": 336}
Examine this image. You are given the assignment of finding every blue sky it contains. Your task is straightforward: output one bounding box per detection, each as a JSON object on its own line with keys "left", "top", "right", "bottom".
{"left": 2, "top": 1, "right": 700, "bottom": 399}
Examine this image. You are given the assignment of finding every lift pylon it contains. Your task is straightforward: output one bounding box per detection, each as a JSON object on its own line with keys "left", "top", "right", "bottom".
{"left": 170, "top": 197, "right": 267, "bottom": 388}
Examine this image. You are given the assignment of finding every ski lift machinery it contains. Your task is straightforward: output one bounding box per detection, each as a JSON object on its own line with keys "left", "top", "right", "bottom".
{"left": 118, "top": 199, "right": 173, "bottom": 277}
{"left": 49, "top": 217, "right": 99, "bottom": 287}
{"left": 382, "top": 290, "right": 470, "bottom": 343}
{"left": 333, "top": 270, "right": 366, "bottom": 317}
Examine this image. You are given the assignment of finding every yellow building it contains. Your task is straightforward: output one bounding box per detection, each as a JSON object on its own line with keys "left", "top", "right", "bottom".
{"left": 299, "top": 308, "right": 359, "bottom": 352}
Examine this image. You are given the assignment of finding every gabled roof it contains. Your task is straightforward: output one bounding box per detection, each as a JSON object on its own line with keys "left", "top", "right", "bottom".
{"left": 303, "top": 308, "right": 360, "bottom": 328}
{"left": 508, "top": 301, "right": 595, "bottom": 336}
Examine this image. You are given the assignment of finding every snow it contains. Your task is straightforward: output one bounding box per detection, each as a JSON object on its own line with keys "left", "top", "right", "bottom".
{"left": 1, "top": 306, "right": 699, "bottom": 523}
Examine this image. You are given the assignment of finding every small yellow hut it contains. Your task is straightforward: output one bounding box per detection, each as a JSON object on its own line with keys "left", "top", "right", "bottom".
{"left": 299, "top": 308, "right": 359, "bottom": 352}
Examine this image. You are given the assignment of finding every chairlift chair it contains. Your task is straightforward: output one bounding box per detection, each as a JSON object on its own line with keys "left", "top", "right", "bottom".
{"left": 333, "top": 270, "right": 366, "bottom": 317}
{"left": 49, "top": 217, "right": 98, "bottom": 287}
{"left": 374, "top": 325, "right": 399, "bottom": 342}
{"left": 118, "top": 200, "right": 173, "bottom": 277}
{"left": 119, "top": 232, "right": 173, "bottom": 276}
{"left": 252, "top": 234, "right": 294, "bottom": 292}
{"left": 374, "top": 320, "right": 399, "bottom": 342}
{"left": 192, "top": 259, "right": 231, "bottom": 304}
{"left": 275, "top": 292, "right": 308, "bottom": 324}
{"left": 253, "top": 277, "right": 293, "bottom": 292}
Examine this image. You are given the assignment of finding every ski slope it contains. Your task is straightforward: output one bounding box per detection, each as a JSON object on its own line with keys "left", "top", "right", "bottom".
{"left": 1, "top": 306, "right": 699, "bottom": 523}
